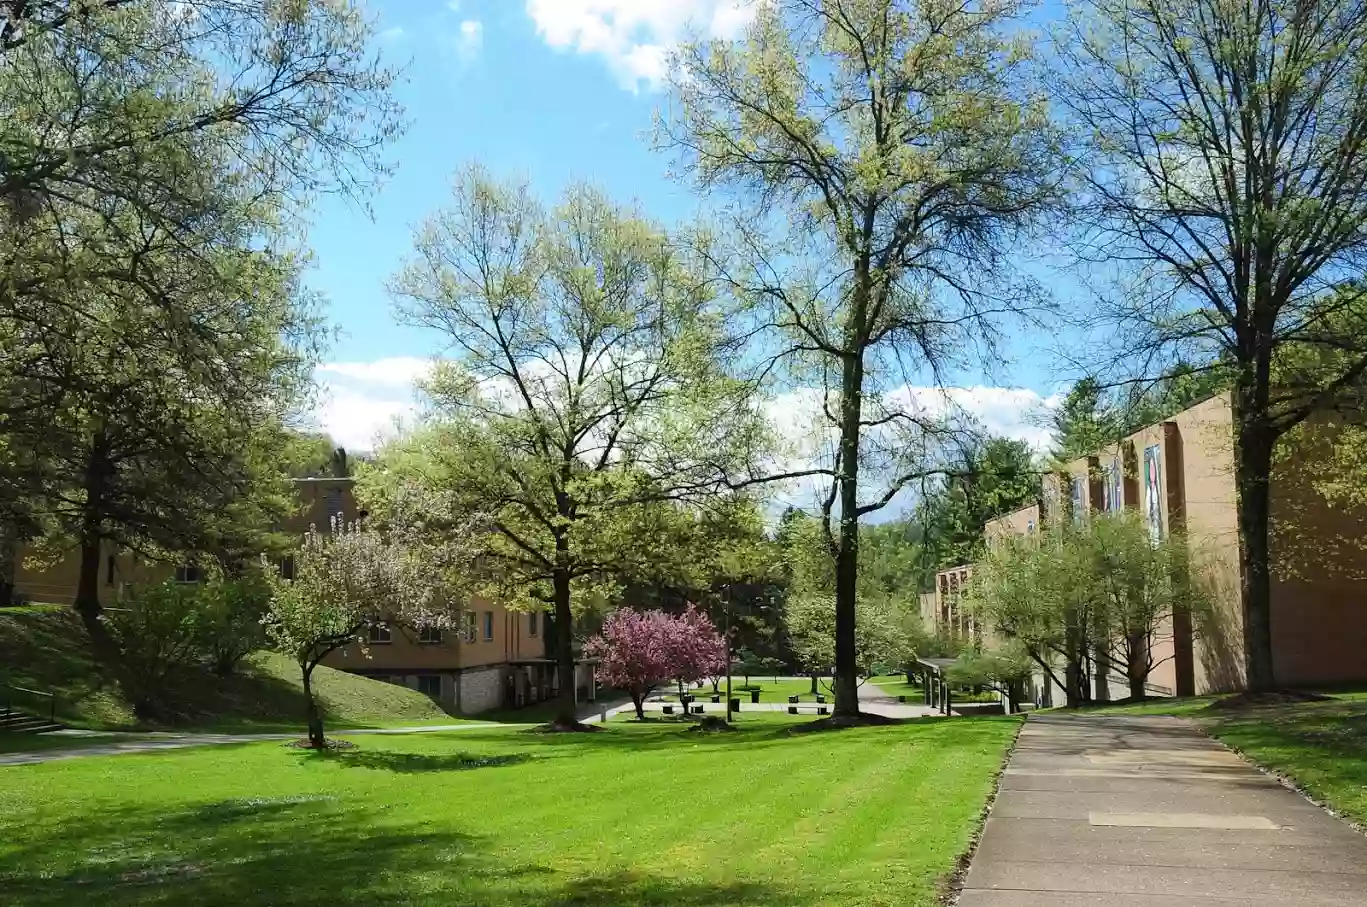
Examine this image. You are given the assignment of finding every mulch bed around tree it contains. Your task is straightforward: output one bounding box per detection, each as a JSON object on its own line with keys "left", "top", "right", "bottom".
{"left": 1206, "top": 690, "right": 1334, "bottom": 711}
{"left": 687, "top": 716, "right": 737, "bottom": 733}
{"left": 286, "top": 738, "right": 357, "bottom": 750}
{"left": 533, "top": 720, "right": 602, "bottom": 733}
{"left": 788, "top": 711, "right": 904, "bottom": 733}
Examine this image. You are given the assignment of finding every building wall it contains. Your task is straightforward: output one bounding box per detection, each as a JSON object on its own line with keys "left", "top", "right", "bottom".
{"left": 456, "top": 666, "right": 504, "bottom": 714}
{"left": 321, "top": 601, "right": 545, "bottom": 673}
{"left": 1268, "top": 418, "right": 1367, "bottom": 688}
{"left": 984, "top": 504, "right": 1040, "bottom": 547}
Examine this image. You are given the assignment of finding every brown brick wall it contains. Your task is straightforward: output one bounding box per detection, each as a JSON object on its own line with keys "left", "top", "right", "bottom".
{"left": 1268, "top": 419, "right": 1367, "bottom": 688}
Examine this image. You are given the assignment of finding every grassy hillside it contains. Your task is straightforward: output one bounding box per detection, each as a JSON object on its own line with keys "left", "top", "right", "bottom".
{"left": 0, "top": 605, "right": 454, "bottom": 732}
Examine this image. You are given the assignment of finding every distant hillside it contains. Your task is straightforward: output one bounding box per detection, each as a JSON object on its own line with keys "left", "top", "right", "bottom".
{"left": 0, "top": 605, "right": 453, "bottom": 731}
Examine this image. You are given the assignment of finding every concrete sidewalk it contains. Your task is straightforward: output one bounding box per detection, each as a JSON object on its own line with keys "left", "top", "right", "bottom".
{"left": 960, "top": 713, "right": 1367, "bottom": 906}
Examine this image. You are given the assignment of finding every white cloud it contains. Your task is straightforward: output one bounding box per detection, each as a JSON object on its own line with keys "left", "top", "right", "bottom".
{"left": 308, "top": 359, "right": 436, "bottom": 452}
{"left": 446, "top": 18, "right": 484, "bottom": 63}
{"left": 305, "top": 357, "right": 1060, "bottom": 519}
{"left": 888, "top": 385, "right": 1063, "bottom": 454}
{"left": 759, "top": 384, "right": 1062, "bottom": 517}
{"left": 378, "top": 25, "right": 407, "bottom": 42}
{"left": 526, "top": 0, "right": 757, "bottom": 92}
{"left": 316, "top": 358, "right": 434, "bottom": 387}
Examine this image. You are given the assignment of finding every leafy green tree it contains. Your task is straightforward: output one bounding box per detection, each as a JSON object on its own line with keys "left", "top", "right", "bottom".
{"left": 946, "top": 646, "right": 1033, "bottom": 711}
{"left": 1084, "top": 513, "right": 1214, "bottom": 700}
{"left": 970, "top": 514, "right": 1215, "bottom": 705}
{"left": 373, "top": 167, "right": 763, "bottom": 730}
{"left": 0, "top": 1, "right": 399, "bottom": 653}
{"left": 915, "top": 435, "right": 1041, "bottom": 581}
{"left": 662, "top": 0, "right": 1062, "bottom": 717}
{"left": 1056, "top": 0, "right": 1367, "bottom": 690}
{"left": 781, "top": 511, "right": 917, "bottom": 691}
{"left": 967, "top": 529, "right": 1094, "bottom": 706}
{"left": 1051, "top": 379, "right": 1120, "bottom": 464}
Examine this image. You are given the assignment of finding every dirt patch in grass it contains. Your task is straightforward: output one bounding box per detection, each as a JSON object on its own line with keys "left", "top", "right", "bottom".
{"left": 688, "top": 716, "right": 737, "bottom": 733}
{"left": 788, "top": 711, "right": 905, "bottom": 732}
{"left": 285, "top": 738, "right": 357, "bottom": 751}
{"left": 533, "top": 720, "right": 602, "bottom": 733}
{"left": 1207, "top": 690, "right": 1334, "bottom": 711}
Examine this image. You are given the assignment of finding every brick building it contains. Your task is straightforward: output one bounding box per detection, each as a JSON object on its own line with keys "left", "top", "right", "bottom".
{"left": 967, "top": 391, "right": 1367, "bottom": 704}
{"left": 10, "top": 477, "right": 549, "bottom": 716}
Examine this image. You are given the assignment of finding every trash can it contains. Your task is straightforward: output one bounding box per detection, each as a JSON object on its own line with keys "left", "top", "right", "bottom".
{"left": 729, "top": 698, "right": 741, "bottom": 712}
{"left": 750, "top": 690, "right": 761, "bottom": 704}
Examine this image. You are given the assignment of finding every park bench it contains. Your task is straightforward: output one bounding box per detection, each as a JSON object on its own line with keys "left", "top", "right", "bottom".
{"left": 786, "top": 702, "right": 830, "bottom": 716}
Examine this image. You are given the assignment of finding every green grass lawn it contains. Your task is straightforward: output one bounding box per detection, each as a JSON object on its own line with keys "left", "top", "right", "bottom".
{"left": 0, "top": 717, "right": 1021, "bottom": 907}
{"left": 1085, "top": 690, "right": 1367, "bottom": 826}
{"left": 0, "top": 606, "right": 459, "bottom": 733}
{"left": 867, "top": 676, "right": 998, "bottom": 704}
{"left": 667, "top": 678, "right": 830, "bottom": 704}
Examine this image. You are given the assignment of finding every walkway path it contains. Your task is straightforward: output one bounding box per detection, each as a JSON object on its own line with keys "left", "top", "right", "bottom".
{"left": 960, "top": 713, "right": 1367, "bottom": 906}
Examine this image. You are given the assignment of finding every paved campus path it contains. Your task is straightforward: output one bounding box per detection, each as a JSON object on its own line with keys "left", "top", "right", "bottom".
{"left": 960, "top": 713, "right": 1367, "bottom": 907}
{"left": 3, "top": 685, "right": 939, "bottom": 767}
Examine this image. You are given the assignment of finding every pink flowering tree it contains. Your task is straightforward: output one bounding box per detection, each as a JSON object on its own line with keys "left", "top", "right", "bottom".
{"left": 585, "top": 605, "right": 730, "bottom": 720}
{"left": 665, "top": 605, "right": 730, "bottom": 705}
{"left": 583, "top": 609, "right": 676, "bottom": 720}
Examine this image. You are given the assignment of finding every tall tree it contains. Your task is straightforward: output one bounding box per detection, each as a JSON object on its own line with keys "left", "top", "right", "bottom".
{"left": 0, "top": 0, "right": 399, "bottom": 636}
{"left": 1051, "top": 378, "right": 1120, "bottom": 463}
{"left": 376, "top": 168, "right": 762, "bottom": 730}
{"left": 1057, "top": 0, "right": 1367, "bottom": 690}
{"left": 662, "top": 0, "right": 1061, "bottom": 718}
{"left": 916, "top": 434, "right": 1041, "bottom": 579}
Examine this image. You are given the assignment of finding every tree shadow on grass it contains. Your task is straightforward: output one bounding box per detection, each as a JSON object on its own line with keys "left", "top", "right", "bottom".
{"left": 1, "top": 797, "right": 803, "bottom": 907}
{"left": 306, "top": 749, "right": 534, "bottom": 773}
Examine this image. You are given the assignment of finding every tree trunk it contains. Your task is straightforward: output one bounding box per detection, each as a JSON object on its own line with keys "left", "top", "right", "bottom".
{"left": 832, "top": 347, "right": 865, "bottom": 719}
{"left": 1232, "top": 410, "right": 1276, "bottom": 691}
{"left": 302, "top": 662, "right": 326, "bottom": 748}
{"left": 1063, "top": 656, "right": 1082, "bottom": 709}
{"left": 809, "top": 674, "right": 818, "bottom": 695}
{"left": 551, "top": 566, "right": 577, "bottom": 727}
{"left": 1126, "top": 632, "right": 1148, "bottom": 699}
{"left": 0, "top": 528, "right": 15, "bottom": 607}
{"left": 73, "top": 430, "right": 119, "bottom": 661}
{"left": 631, "top": 691, "right": 645, "bottom": 721}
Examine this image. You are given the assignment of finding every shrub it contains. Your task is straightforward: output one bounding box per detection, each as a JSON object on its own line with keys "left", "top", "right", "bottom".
{"left": 196, "top": 569, "right": 272, "bottom": 676}
{"left": 105, "top": 582, "right": 206, "bottom": 718}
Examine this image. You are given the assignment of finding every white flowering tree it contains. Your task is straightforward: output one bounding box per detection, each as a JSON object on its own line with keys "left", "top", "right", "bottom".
{"left": 265, "top": 495, "right": 486, "bottom": 748}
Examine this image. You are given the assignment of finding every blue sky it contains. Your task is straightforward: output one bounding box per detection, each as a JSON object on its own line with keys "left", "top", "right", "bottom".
{"left": 306, "top": 0, "right": 1071, "bottom": 478}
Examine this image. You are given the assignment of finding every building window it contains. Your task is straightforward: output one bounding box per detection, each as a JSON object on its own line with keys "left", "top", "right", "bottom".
{"left": 1143, "top": 444, "right": 1164, "bottom": 543}
{"left": 280, "top": 555, "right": 296, "bottom": 581}
{"left": 106, "top": 555, "right": 116, "bottom": 586}
{"left": 325, "top": 487, "right": 345, "bottom": 529}
{"left": 1070, "top": 477, "right": 1085, "bottom": 525}
{"left": 1107, "top": 459, "right": 1123, "bottom": 512}
{"left": 463, "top": 611, "right": 477, "bottom": 643}
{"left": 418, "top": 626, "right": 443, "bottom": 644}
{"left": 369, "top": 623, "right": 392, "bottom": 644}
{"left": 483, "top": 611, "right": 494, "bottom": 641}
{"left": 417, "top": 675, "right": 441, "bottom": 699}
{"left": 528, "top": 612, "right": 539, "bottom": 637}
{"left": 174, "top": 564, "right": 202, "bottom": 584}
